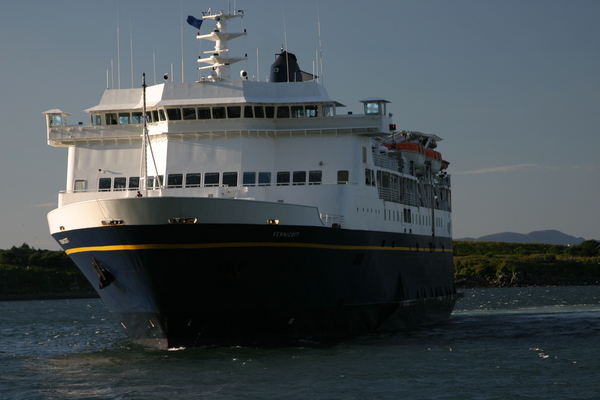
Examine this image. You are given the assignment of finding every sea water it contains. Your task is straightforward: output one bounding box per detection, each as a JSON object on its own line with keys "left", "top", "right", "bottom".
{"left": 1, "top": 286, "right": 599, "bottom": 399}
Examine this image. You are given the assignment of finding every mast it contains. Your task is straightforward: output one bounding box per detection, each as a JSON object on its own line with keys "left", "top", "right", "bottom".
{"left": 197, "top": 9, "right": 247, "bottom": 81}
{"left": 140, "top": 73, "right": 148, "bottom": 194}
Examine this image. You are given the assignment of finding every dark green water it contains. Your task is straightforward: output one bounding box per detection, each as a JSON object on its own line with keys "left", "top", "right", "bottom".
{"left": 1, "top": 287, "right": 599, "bottom": 399}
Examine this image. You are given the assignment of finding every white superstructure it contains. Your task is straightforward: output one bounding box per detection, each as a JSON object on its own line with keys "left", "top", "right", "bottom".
{"left": 43, "top": 9, "right": 451, "bottom": 240}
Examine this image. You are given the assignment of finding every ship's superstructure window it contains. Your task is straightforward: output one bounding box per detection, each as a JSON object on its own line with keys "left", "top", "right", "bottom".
{"left": 227, "top": 106, "right": 241, "bottom": 118}
{"left": 277, "top": 106, "right": 290, "bottom": 118}
{"left": 363, "top": 99, "right": 387, "bottom": 116}
{"left": 182, "top": 108, "right": 196, "bottom": 120}
{"left": 74, "top": 180, "right": 87, "bottom": 192}
{"left": 114, "top": 177, "right": 127, "bottom": 191}
{"left": 204, "top": 172, "right": 220, "bottom": 186}
{"left": 86, "top": 102, "right": 334, "bottom": 127}
{"left": 243, "top": 172, "right": 256, "bottom": 186}
{"left": 132, "top": 112, "right": 144, "bottom": 124}
{"left": 167, "top": 108, "right": 182, "bottom": 121}
{"left": 106, "top": 113, "right": 118, "bottom": 125}
{"left": 185, "top": 173, "right": 201, "bottom": 187}
{"left": 258, "top": 172, "right": 271, "bottom": 186}
{"left": 128, "top": 177, "right": 139, "bottom": 190}
{"left": 365, "top": 103, "right": 380, "bottom": 115}
{"left": 49, "top": 114, "right": 67, "bottom": 127}
{"left": 167, "top": 174, "right": 183, "bottom": 188}
{"left": 291, "top": 106, "right": 304, "bottom": 118}
{"left": 337, "top": 170, "right": 349, "bottom": 184}
{"left": 365, "top": 168, "right": 375, "bottom": 185}
{"left": 99, "top": 178, "right": 111, "bottom": 191}
{"left": 197, "top": 107, "right": 211, "bottom": 119}
{"left": 212, "top": 107, "right": 226, "bottom": 119}
{"left": 277, "top": 171, "right": 290, "bottom": 186}
{"left": 222, "top": 172, "right": 238, "bottom": 186}
{"left": 119, "top": 113, "right": 130, "bottom": 124}
{"left": 147, "top": 176, "right": 163, "bottom": 189}
{"left": 309, "top": 170, "right": 322, "bottom": 185}
{"left": 254, "top": 106, "right": 265, "bottom": 118}
{"left": 293, "top": 171, "right": 306, "bottom": 185}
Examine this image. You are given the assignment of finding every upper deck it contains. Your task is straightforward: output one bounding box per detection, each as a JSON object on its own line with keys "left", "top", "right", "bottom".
{"left": 44, "top": 81, "right": 394, "bottom": 146}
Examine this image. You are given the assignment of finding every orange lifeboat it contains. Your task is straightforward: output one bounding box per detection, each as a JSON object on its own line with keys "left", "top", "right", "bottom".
{"left": 425, "top": 149, "right": 443, "bottom": 173}
{"left": 384, "top": 143, "right": 426, "bottom": 168}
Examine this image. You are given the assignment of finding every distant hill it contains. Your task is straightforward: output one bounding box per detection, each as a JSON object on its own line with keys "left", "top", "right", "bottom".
{"left": 456, "top": 230, "right": 586, "bottom": 245}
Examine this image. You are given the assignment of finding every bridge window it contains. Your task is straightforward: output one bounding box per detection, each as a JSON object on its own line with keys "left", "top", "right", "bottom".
{"left": 244, "top": 106, "right": 253, "bottom": 118}
{"left": 197, "top": 107, "right": 211, "bottom": 119}
{"left": 166, "top": 108, "right": 182, "bottom": 121}
{"left": 118, "top": 113, "right": 130, "bottom": 124}
{"left": 212, "top": 107, "right": 226, "bottom": 119}
{"left": 291, "top": 106, "right": 304, "bottom": 118}
{"left": 254, "top": 106, "right": 265, "bottom": 118}
{"left": 306, "top": 105, "right": 318, "bottom": 117}
{"left": 227, "top": 106, "right": 241, "bottom": 118}
{"left": 265, "top": 106, "right": 275, "bottom": 118}
{"left": 49, "top": 114, "right": 67, "bottom": 127}
{"left": 277, "top": 106, "right": 290, "bottom": 118}
{"left": 182, "top": 108, "right": 196, "bottom": 120}
{"left": 131, "top": 112, "right": 144, "bottom": 124}
{"left": 322, "top": 104, "right": 334, "bottom": 117}
{"left": 91, "top": 114, "right": 102, "bottom": 126}
{"left": 363, "top": 100, "right": 388, "bottom": 116}
{"left": 105, "top": 113, "right": 118, "bottom": 125}
{"left": 365, "top": 102, "right": 380, "bottom": 115}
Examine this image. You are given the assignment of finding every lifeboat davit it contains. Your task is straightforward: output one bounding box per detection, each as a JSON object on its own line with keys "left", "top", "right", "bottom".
{"left": 384, "top": 143, "right": 426, "bottom": 168}
{"left": 425, "top": 149, "right": 443, "bottom": 173}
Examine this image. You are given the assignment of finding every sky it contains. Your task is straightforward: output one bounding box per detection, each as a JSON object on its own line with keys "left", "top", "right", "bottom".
{"left": 1, "top": 0, "right": 599, "bottom": 250}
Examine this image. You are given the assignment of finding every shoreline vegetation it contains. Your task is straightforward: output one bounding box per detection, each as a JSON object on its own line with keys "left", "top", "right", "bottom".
{"left": 1, "top": 240, "right": 599, "bottom": 301}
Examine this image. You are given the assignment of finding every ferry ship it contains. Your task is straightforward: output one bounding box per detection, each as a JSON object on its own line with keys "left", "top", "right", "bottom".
{"left": 44, "top": 9, "right": 461, "bottom": 348}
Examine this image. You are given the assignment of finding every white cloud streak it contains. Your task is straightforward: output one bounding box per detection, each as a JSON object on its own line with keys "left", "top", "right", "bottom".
{"left": 459, "top": 164, "right": 542, "bottom": 174}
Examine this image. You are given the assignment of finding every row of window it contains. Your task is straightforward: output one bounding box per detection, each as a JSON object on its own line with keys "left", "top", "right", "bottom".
{"left": 92, "top": 170, "right": 352, "bottom": 191}
{"left": 358, "top": 206, "right": 444, "bottom": 227}
{"left": 92, "top": 104, "right": 335, "bottom": 126}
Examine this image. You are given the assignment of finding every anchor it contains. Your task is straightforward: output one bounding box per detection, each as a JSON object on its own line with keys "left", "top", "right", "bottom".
{"left": 91, "top": 257, "right": 116, "bottom": 289}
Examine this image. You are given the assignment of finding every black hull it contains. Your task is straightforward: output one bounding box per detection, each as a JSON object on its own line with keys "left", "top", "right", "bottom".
{"left": 54, "top": 223, "right": 460, "bottom": 348}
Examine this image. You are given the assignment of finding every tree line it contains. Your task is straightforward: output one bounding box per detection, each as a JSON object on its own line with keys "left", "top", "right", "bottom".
{"left": 0, "top": 244, "right": 91, "bottom": 296}
{"left": 454, "top": 239, "right": 600, "bottom": 287}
